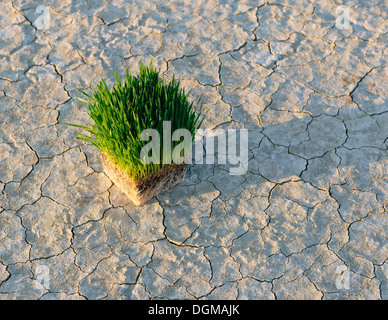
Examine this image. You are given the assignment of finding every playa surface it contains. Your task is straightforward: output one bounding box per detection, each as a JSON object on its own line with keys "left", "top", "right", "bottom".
{"left": 0, "top": 0, "right": 387, "bottom": 299}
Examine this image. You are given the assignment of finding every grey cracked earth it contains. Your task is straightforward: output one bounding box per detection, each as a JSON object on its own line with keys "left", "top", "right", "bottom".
{"left": 0, "top": 0, "right": 387, "bottom": 300}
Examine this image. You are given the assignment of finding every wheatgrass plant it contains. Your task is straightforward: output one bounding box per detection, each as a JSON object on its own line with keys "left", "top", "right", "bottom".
{"left": 68, "top": 61, "right": 203, "bottom": 181}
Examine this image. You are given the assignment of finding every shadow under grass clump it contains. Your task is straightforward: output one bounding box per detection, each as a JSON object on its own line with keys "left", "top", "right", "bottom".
{"left": 67, "top": 60, "right": 203, "bottom": 205}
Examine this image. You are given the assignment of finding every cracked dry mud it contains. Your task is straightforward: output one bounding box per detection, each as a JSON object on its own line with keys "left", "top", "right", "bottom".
{"left": 0, "top": 0, "right": 387, "bottom": 300}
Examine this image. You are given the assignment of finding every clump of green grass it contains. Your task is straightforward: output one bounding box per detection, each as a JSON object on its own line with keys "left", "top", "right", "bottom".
{"left": 68, "top": 60, "right": 203, "bottom": 181}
